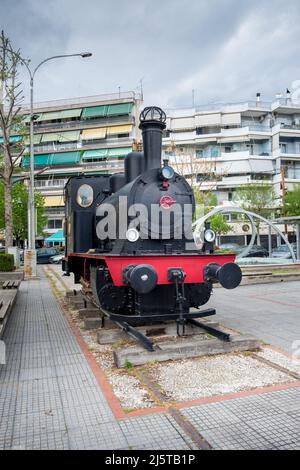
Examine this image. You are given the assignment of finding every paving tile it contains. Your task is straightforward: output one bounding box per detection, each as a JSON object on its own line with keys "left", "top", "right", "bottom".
{"left": 199, "top": 422, "right": 276, "bottom": 450}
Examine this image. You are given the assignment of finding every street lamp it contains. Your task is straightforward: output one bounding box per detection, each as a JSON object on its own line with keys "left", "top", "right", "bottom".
{"left": 23, "top": 52, "right": 92, "bottom": 277}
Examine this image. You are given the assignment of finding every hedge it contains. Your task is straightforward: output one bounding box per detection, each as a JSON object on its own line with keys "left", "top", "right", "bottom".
{"left": 0, "top": 253, "right": 15, "bottom": 272}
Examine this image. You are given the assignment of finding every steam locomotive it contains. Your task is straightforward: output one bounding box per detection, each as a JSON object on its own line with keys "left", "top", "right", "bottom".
{"left": 63, "top": 106, "right": 242, "bottom": 349}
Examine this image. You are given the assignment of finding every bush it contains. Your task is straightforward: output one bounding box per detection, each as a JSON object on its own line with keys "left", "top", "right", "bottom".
{"left": 0, "top": 253, "right": 15, "bottom": 272}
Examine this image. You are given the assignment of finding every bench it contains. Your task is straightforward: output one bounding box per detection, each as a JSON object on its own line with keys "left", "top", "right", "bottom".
{"left": 0, "top": 299, "right": 11, "bottom": 320}
{"left": 0, "top": 298, "right": 11, "bottom": 338}
{"left": 2, "top": 280, "right": 21, "bottom": 289}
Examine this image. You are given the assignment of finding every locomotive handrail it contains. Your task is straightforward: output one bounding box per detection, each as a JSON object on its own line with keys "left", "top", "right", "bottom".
{"left": 192, "top": 205, "right": 296, "bottom": 262}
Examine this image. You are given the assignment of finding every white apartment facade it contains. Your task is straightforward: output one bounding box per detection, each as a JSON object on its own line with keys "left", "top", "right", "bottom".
{"left": 163, "top": 81, "right": 300, "bottom": 208}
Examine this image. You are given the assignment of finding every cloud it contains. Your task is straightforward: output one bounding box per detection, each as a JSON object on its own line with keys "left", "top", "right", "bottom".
{"left": 1, "top": 0, "right": 300, "bottom": 108}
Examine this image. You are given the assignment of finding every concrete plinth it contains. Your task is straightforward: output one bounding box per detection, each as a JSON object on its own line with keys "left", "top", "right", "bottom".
{"left": 97, "top": 320, "right": 220, "bottom": 345}
{"left": 113, "top": 335, "right": 261, "bottom": 368}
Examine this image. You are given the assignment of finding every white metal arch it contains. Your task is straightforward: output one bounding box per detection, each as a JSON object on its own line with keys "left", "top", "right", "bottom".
{"left": 192, "top": 205, "right": 296, "bottom": 262}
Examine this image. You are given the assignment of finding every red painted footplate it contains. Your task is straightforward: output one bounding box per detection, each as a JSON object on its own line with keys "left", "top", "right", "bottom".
{"left": 68, "top": 253, "right": 237, "bottom": 286}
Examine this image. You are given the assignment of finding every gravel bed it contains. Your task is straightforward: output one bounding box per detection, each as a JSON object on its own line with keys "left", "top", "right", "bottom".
{"left": 148, "top": 353, "right": 294, "bottom": 401}
{"left": 257, "top": 348, "right": 300, "bottom": 375}
{"left": 108, "top": 373, "right": 154, "bottom": 409}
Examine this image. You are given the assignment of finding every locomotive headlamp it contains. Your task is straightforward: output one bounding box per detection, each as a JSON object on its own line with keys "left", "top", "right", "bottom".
{"left": 204, "top": 228, "right": 216, "bottom": 243}
{"left": 160, "top": 165, "right": 174, "bottom": 180}
{"left": 76, "top": 184, "right": 94, "bottom": 208}
{"left": 126, "top": 228, "right": 140, "bottom": 243}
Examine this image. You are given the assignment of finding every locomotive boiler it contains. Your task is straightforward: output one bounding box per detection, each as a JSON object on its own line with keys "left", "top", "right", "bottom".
{"left": 63, "top": 106, "right": 242, "bottom": 349}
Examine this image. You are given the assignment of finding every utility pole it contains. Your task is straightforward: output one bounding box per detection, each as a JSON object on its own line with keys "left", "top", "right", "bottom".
{"left": 281, "top": 166, "right": 288, "bottom": 235}
{"left": 22, "top": 52, "right": 92, "bottom": 278}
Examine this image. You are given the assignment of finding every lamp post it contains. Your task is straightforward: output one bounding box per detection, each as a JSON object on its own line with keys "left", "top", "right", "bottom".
{"left": 23, "top": 52, "right": 92, "bottom": 277}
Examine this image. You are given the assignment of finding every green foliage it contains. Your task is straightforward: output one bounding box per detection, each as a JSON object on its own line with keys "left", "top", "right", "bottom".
{"left": 124, "top": 359, "right": 134, "bottom": 369}
{"left": 209, "top": 213, "right": 233, "bottom": 236}
{"left": 233, "top": 183, "right": 275, "bottom": 218}
{"left": 285, "top": 185, "right": 300, "bottom": 216}
{"left": 0, "top": 182, "right": 47, "bottom": 243}
{"left": 0, "top": 253, "right": 14, "bottom": 272}
{"left": 193, "top": 188, "right": 218, "bottom": 220}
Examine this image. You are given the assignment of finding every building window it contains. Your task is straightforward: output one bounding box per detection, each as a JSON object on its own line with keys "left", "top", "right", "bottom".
{"left": 224, "top": 146, "right": 232, "bottom": 153}
{"left": 280, "top": 143, "right": 287, "bottom": 154}
{"left": 196, "top": 149, "right": 203, "bottom": 158}
{"left": 47, "top": 219, "right": 63, "bottom": 229}
{"left": 228, "top": 191, "right": 233, "bottom": 201}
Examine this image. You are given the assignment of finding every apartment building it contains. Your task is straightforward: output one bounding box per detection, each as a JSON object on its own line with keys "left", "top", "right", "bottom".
{"left": 19, "top": 91, "right": 143, "bottom": 241}
{"left": 163, "top": 81, "right": 300, "bottom": 207}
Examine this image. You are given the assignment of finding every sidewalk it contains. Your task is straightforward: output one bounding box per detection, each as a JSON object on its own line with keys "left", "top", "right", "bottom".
{"left": 0, "top": 268, "right": 299, "bottom": 450}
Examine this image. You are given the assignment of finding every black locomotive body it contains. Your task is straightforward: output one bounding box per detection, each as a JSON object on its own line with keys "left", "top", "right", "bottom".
{"left": 64, "top": 107, "right": 242, "bottom": 343}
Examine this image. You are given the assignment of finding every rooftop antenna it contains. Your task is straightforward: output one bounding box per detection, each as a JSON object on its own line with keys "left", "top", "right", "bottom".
{"left": 139, "top": 77, "right": 144, "bottom": 100}
{"left": 118, "top": 86, "right": 121, "bottom": 98}
{"left": 192, "top": 89, "right": 195, "bottom": 108}
{"left": 256, "top": 92, "right": 261, "bottom": 107}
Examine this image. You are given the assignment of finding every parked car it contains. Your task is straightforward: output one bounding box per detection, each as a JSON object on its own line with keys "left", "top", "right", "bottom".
{"left": 216, "top": 243, "right": 243, "bottom": 253}
{"left": 217, "top": 243, "right": 268, "bottom": 258}
{"left": 49, "top": 253, "right": 64, "bottom": 264}
{"left": 271, "top": 243, "right": 297, "bottom": 259}
{"left": 244, "top": 245, "right": 269, "bottom": 258}
{"left": 36, "top": 247, "right": 59, "bottom": 264}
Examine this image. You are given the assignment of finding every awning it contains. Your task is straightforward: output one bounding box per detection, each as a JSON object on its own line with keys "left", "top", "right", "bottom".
{"left": 22, "top": 154, "right": 50, "bottom": 167}
{"left": 45, "top": 229, "right": 65, "bottom": 242}
{"left": 41, "top": 131, "right": 80, "bottom": 142}
{"left": 40, "top": 111, "right": 63, "bottom": 121}
{"left": 81, "top": 128, "right": 107, "bottom": 140}
{"left": 107, "top": 147, "right": 131, "bottom": 157}
{"left": 41, "top": 133, "right": 60, "bottom": 143}
{"left": 82, "top": 149, "right": 108, "bottom": 159}
{"left": 58, "top": 130, "right": 80, "bottom": 142}
{"left": 106, "top": 124, "right": 132, "bottom": 135}
{"left": 44, "top": 196, "right": 64, "bottom": 207}
{"left": 107, "top": 103, "right": 133, "bottom": 116}
{"left": 24, "top": 134, "right": 42, "bottom": 145}
{"left": 61, "top": 108, "right": 82, "bottom": 119}
{"left": 82, "top": 105, "right": 107, "bottom": 119}
{"left": 0, "top": 135, "right": 22, "bottom": 144}
{"left": 51, "top": 151, "right": 80, "bottom": 165}
{"left": 22, "top": 151, "right": 80, "bottom": 167}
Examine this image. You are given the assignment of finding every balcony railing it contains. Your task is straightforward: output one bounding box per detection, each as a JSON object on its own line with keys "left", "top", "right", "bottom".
{"left": 81, "top": 159, "right": 123, "bottom": 170}
{"left": 22, "top": 91, "right": 141, "bottom": 112}
{"left": 28, "top": 136, "right": 132, "bottom": 154}
{"left": 279, "top": 123, "right": 300, "bottom": 130}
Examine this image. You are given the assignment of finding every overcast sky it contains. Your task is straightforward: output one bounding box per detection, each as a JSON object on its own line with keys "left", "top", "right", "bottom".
{"left": 1, "top": 0, "right": 300, "bottom": 108}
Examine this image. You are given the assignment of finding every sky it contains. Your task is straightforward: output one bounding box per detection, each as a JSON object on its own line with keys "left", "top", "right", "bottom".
{"left": 1, "top": 0, "right": 300, "bottom": 109}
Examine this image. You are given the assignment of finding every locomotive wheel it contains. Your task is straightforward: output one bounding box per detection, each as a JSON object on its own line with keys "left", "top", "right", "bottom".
{"left": 187, "top": 282, "right": 213, "bottom": 308}
{"left": 97, "top": 283, "right": 128, "bottom": 314}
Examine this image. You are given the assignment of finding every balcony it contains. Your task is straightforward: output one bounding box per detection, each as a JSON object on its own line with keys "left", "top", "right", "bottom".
{"left": 81, "top": 159, "right": 123, "bottom": 171}
{"left": 29, "top": 136, "right": 132, "bottom": 154}
{"left": 26, "top": 114, "right": 135, "bottom": 134}
{"left": 286, "top": 169, "right": 300, "bottom": 179}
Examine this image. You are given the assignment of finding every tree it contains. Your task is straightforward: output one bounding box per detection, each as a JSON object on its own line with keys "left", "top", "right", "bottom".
{"left": 0, "top": 182, "right": 47, "bottom": 246}
{"left": 209, "top": 213, "right": 232, "bottom": 245}
{"left": 285, "top": 184, "right": 300, "bottom": 216}
{"left": 166, "top": 141, "right": 219, "bottom": 188}
{"left": 234, "top": 182, "right": 275, "bottom": 243}
{"left": 0, "top": 31, "right": 27, "bottom": 251}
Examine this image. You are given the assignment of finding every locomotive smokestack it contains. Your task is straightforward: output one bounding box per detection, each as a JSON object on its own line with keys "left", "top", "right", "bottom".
{"left": 139, "top": 106, "right": 166, "bottom": 170}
